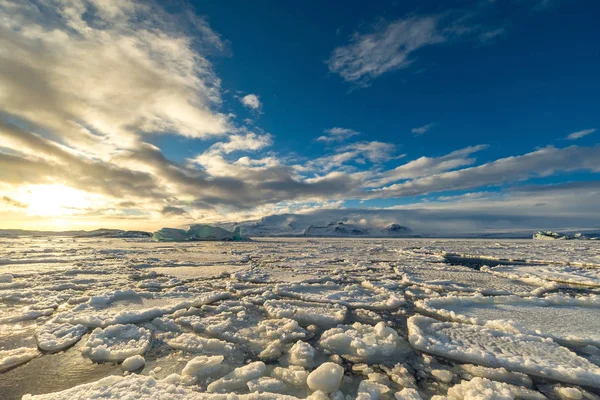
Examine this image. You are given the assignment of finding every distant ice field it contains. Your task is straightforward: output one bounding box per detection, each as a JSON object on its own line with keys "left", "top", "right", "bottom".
{"left": 1, "top": 237, "right": 599, "bottom": 399}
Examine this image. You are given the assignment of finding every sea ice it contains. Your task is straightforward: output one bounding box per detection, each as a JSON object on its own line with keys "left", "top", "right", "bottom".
{"left": 445, "top": 377, "right": 546, "bottom": 400}
{"left": 122, "top": 355, "right": 145, "bottom": 372}
{"left": 81, "top": 324, "right": 152, "bottom": 362}
{"left": 264, "top": 299, "right": 347, "bottom": 327}
{"left": 484, "top": 264, "right": 600, "bottom": 288}
{"left": 207, "top": 361, "right": 266, "bottom": 393}
{"left": 306, "top": 362, "right": 344, "bottom": 393}
{"left": 417, "top": 294, "right": 600, "bottom": 346}
{"left": 0, "top": 347, "right": 38, "bottom": 372}
{"left": 319, "top": 321, "right": 411, "bottom": 363}
{"left": 36, "top": 322, "right": 87, "bottom": 352}
{"left": 408, "top": 315, "right": 600, "bottom": 388}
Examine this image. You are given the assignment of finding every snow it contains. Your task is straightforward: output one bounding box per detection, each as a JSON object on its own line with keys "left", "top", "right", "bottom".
{"left": 417, "top": 294, "right": 600, "bottom": 346}
{"left": 408, "top": 315, "right": 600, "bottom": 388}
{"left": 121, "top": 355, "right": 145, "bottom": 372}
{"left": 81, "top": 324, "right": 152, "bottom": 362}
{"left": 306, "top": 362, "right": 344, "bottom": 393}
{"left": 319, "top": 321, "right": 411, "bottom": 363}
{"left": 36, "top": 322, "right": 87, "bottom": 352}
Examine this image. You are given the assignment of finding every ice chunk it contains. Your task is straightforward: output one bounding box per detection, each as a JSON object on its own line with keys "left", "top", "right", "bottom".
{"left": 395, "top": 388, "right": 422, "bottom": 400}
{"left": 275, "top": 282, "right": 405, "bottom": 311}
{"left": 454, "top": 364, "right": 532, "bottom": 388}
{"left": 431, "top": 369, "right": 454, "bottom": 384}
{"left": 153, "top": 225, "right": 244, "bottom": 242}
{"left": 282, "top": 340, "right": 317, "bottom": 368}
{"left": 417, "top": 294, "right": 600, "bottom": 346}
{"left": 166, "top": 333, "right": 234, "bottom": 355}
{"left": 0, "top": 347, "right": 38, "bottom": 372}
{"left": 22, "top": 374, "right": 302, "bottom": 399}
{"left": 306, "top": 362, "right": 344, "bottom": 393}
{"left": 271, "top": 365, "right": 310, "bottom": 388}
{"left": 446, "top": 377, "right": 546, "bottom": 400}
{"left": 357, "top": 379, "right": 391, "bottom": 399}
{"left": 320, "top": 321, "right": 411, "bottom": 363}
{"left": 485, "top": 264, "right": 600, "bottom": 288}
{"left": 408, "top": 315, "right": 600, "bottom": 388}
{"left": 81, "top": 324, "right": 152, "bottom": 362}
{"left": 207, "top": 361, "right": 266, "bottom": 393}
{"left": 122, "top": 355, "right": 145, "bottom": 372}
{"left": 264, "top": 299, "right": 347, "bottom": 327}
{"left": 181, "top": 355, "right": 224, "bottom": 379}
{"left": 247, "top": 377, "right": 288, "bottom": 393}
{"left": 36, "top": 322, "right": 87, "bottom": 352}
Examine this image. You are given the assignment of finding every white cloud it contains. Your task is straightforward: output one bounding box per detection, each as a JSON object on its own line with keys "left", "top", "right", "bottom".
{"left": 566, "top": 128, "right": 596, "bottom": 140}
{"left": 411, "top": 123, "right": 435, "bottom": 135}
{"left": 240, "top": 94, "right": 262, "bottom": 110}
{"left": 327, "top": 16, "right": 447, "bottom": 84}
{"left": 317, "top": 127, "right": 360, "bottom": 142}
{"left": 0, "top": 0, "right": 230, "bottom": 149}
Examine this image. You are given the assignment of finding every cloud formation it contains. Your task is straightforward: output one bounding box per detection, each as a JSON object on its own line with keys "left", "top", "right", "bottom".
{"left": 240, "top": 94, "right": 262, "bottom": 110}
{"left": 411, "top": 123, "right": 435, "bottom": 135}
{"left": 317, "top": 127, "right": 360, "bottom": 143}
{"left": 567, "top": 128, "right": 596, "bottom": 140}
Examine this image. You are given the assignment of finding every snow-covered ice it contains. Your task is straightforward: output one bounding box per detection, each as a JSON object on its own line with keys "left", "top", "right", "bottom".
{"left": 417, "top": 294, "right": 600, "bottom": 346}
{"left": 1, "top": 236, "right": 600, "bottom": 399}
{"left": 408, "top": 315, "right": 600, "bottom": 388}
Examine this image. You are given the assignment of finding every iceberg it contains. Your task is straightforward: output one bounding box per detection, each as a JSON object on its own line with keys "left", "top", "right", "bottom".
{"left": 153, "top": 224, "right": 245, "bottom": 241}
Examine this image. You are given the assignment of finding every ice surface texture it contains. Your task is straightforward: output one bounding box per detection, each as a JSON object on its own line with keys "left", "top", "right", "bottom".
{"left": 408, "top": 315, "right": 600, "bottom": 388}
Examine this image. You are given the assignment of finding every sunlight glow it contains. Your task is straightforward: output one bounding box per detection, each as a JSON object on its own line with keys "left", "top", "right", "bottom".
{"left": 15, "top": 184, "right": 94, "bottom": 217}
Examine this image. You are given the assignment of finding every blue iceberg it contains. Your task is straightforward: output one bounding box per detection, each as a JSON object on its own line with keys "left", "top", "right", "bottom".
{"left": 153, "top": 224, "right": 245, "bottom": 242}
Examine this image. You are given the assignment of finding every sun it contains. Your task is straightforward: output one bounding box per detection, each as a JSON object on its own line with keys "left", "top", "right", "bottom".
{"left": 15, "top": 184, "right": 93, "bottom": 217}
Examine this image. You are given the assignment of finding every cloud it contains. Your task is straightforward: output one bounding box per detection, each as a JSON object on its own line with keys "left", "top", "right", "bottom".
{"left": 317, "top": 127, "right": 360, "bottom": 143}
{"left": 374, "top": 145, "right": 600, "bottom": 198}
{"left": 327, "top": 16, "right": 447, "bottom": 84}
{"left": 411, "top": 123, "right": 435, "bottom": 135}
{"left": 2, "top": 196, "right": 28, "bottom": 209}
{"left": 240, "top": 94, "right": 262, "bottom": 110}
{"left": 161, "top": 206, "right": 189, "bottom": 217}
{"left": 480, "top": 28, "right": 506, "bottom": 41}
{"left": 566, "top": 128, "right": 596, "bottom": 140}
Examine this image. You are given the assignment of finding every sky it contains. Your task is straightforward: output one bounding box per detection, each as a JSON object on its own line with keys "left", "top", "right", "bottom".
{"left": 0, "top": 0, "right": 599, "bottom": 233}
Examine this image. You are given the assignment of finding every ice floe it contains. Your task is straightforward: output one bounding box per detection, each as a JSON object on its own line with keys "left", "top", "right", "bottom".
{"left": 319, "top": 321, "right": 411, "bottom": 363}
{"left": 417, "top": 294, "right": 600, "bottom": 346}
{"left": 81, "top": 324, "right": 152, "bottom": 362}
{"left": 408, "top": 315, "right": 600, "bottom": 388}
{"left": 36, "top": 322, "right": 87, "bottom": 352}
{"left": 0, "top": 347, "right": 38, "bottom": 372}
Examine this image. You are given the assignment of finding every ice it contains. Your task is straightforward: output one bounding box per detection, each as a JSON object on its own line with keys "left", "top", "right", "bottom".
{"left": 282, "top": 340, "right": 317, "bottom": 368}
{"left": 396, "top": 265, "right": 545, "bottom": 296}
{"left": 207, "top": 361, "right": 266, "bottom": 393}
{"left": 484, "top": 264, "right": 600, "bottom": 287}
{"left": 166, "top": 333, "right": 234, "bottom": 355}
{"left": 3, "top": 237, "right": 600, "bottom": 399}
{"left": 275, "top": 282, "right": 405, "bottom": 310}
{"left": 121, "top": 355, "right": 145, "bottom": 372}
{"left": 81, "top": 324, "right": 152, "bottom": 362}
{"left": 153, "top": 225, "right": 244, "bottom": 242}
{"left": 408, "top": 315, "right": 600, "bottom": 388}
{"left": 445, "top": 377, "right": 547, "bottom": 400}
{"left": 0, "top": 347, "right": 38, "bottom": 372}
{"left": 319, "top": 321, "right": 411, "bottom": 363}
{"left": 22, "top": 374, "right": 302, "bottom": 399}
{"left": 264, "top": 299, "right": 347, "bottom": 327}
{"left": 306, "top": 362, "right": 344, "bottom": 393}
{"left": 182, "top": 355, "right": 224, "bottom": 380}
{"left": 36, "top": 322, "right": 87, "bottom": 352}
{"left": 417, "top": 294, "right": 600, "bottom": 346}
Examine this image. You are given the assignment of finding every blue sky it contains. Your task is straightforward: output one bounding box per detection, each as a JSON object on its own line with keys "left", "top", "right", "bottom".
{"left": 0, "top": 0, "right": 599, "bottom": 232}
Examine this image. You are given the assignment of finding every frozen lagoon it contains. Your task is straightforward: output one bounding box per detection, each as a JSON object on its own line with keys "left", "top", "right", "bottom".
{"left": 1, "top": 237, "right": 600, "bottom": 399}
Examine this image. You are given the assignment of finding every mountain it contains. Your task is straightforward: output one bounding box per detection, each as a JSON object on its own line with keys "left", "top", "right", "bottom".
{"left": 0, "top": 228, "right": 151, "bottom": 238}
